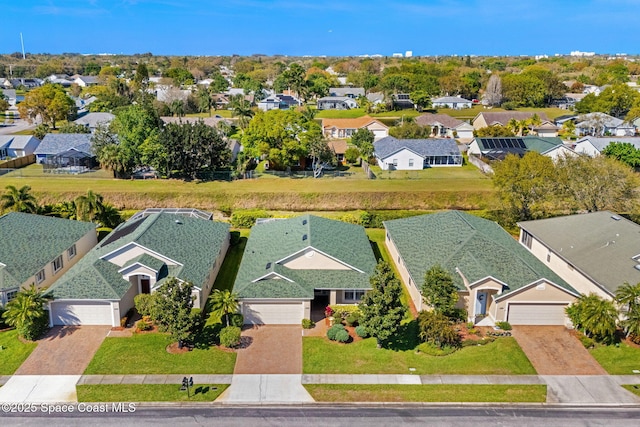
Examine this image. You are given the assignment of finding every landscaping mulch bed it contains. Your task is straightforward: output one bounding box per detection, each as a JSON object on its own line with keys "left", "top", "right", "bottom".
{"left": 166, "top": 342, "right": 191, "bottom": 354}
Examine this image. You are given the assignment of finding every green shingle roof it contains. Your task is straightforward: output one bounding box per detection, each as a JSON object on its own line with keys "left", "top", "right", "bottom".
{"left": 233, "top": 215, "right": 377, "bottom": 299}
{"left": 383, "top": 211, "right": 575, "bottom": 296}
{"left": 47, "top": 214, "right": 229, "bottom": 300}
{"left": 0, "top": 212, "right": 95, "bottom": 291}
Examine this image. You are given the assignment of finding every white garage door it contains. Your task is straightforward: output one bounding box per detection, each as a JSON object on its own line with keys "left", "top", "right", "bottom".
{"left": 242, "top": 302, "right": 304, "bottom": 325}
{"left": 507, "top": 303, "right": 568, "bottom": 325}
{"left": 51, "top": 301, "right": 113, "bottom": 326}
{"left": 373, "top": 129, "right": 387, "bottom": 139}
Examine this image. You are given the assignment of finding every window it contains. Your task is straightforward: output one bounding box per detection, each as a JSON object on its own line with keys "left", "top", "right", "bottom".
{"left": 344, "top": 290, "right": 366, "bottom": 301}
{"left": 521, "top": 231, "right": 533, "bottom": 249}
{"left": 408, "top": 158, "right": 414, "bottom": 167}
{"left": 52, "top": 255, "right": 63, "bottom": 273}
{"left": 6, "top": 290, "right": 18, "bottom": 302}
{"left": 67, "top": 244, "right": 77, "bottom": 259}
{"left": 36, "top": 269, "right": 45, "bottom": 284}
{"left": 392, "top": 158, "right": 398, "bottom": 166}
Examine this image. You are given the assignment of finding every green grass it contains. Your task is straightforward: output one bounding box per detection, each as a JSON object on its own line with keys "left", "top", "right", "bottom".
{"left": 589, "top": 343, "right": 640, "bottom": 375}
{"left": 83, "top": 333, "right": 236, "bottom": 375}
{"left": 303, "top": 336, "right": 535, "bottom": 375}
{"left": 185, "top": 110, "right": 233, "bottom": 118}
{"left": 0, "top": 329, "right": 38, "bottom": 375}
{"left": 369, "top": 161, "right": 488, "bottom": 180}
{"left": 622, "top": 385, "right": 640, "bottom": 397}
{"left": 77, "top": 384, "right": 228, "bottom": 402}
{"left": 304, "top": 384, "right": 547, "bottom": 403}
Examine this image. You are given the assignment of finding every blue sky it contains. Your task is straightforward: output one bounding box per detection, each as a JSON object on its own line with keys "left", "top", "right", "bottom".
{"left": 3, "top": 0, "right": 639, "bottom": 56}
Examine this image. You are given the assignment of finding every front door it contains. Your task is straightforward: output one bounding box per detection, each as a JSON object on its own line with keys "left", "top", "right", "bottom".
{"left": 140, "top": 278, "right": 151, "bottom": 294}
{"left": 475, "top": 291, "right": 487, "bottom": 316}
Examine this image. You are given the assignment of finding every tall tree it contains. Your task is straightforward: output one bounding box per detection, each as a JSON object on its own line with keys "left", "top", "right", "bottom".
{"left": 17, "top": 84, "right": 75, "bottom": 129}
{"left": 209, "top": 289, "right": 239, "bottom": 327}
{"left": 228, "top": 94, "right": 254, "bottom": 130}
{"left": 196, "top": 85, "right": 213, "bottom": 117}
{"left": 74, "top": 190, "right": 105, "bottom": 222}
{"left": 483, "top": 74, "right": 502, "bottom": 106}
{"left": 359, "top": 261, "right": 406, "bottom": 349}
{"left": 421, "top": 265, "right": 458, "bottom": 316}
{"left": 602, "top": 142, "right": 640, "bottom": 168}
{"left": 152, "top": 277, "right": 197, "bottom": 348}
{"left": 566, "top": 294, "right": 618, "bottom": 343}
{"left": 1, "top": 185, "right": 38, "bottom": 213}
{"left": 349, "top": 128, "right": 375, "bottom": 161}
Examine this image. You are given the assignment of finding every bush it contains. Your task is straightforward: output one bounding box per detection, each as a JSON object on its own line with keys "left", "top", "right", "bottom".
{"left": 134, "top": 293, "right": 156, "bottom": 318}
{"left": 230, "top": 209, "right": 271, "bottom": 228}
{"left": 135, "top": 319, "right": 152, "bottom": 332}
{"left": 461, "top": 337, "right": 495, "bottom": 347}
{"left": 228, "top": 312, "right": 244, "bottom": 328}
{"left": 339, "top": 211, "right": 371, "bottom": 226}
{"left": 345, "top": 147, "right": 360, "bottom": 164}
{"left": 220, "top": 326, "right": 241, "bottom": 348}
{"left": 496, "top": 321, "right": 512, "bottom": 331}
{"left": 329, "top": 305, "right": 361, "bottom": 322}
{"left": 500, "top": 101, "right": 518, "bottom": 110}
{"left": 17, "top": 315, "right": 49, "bottom": 341}
{"left": 334, "top": 329, "right": 350, "bottom": 343}
{"left": 579, "top": 334, "right": 595, "bottom": 349}
{"left": 417, "top": 310, "right": 461, "bottom": 349}
{"left": 355, "top": 325, "right": 368, "bottom": 338}
{"left": 416, "top": 342, "right": 458, "bottom": 356}
{"left": 345, "top": 312, "right": 360, "bottom": 327}
{"left": 327, "top": 324, "right": 345, "bottom": 341}
{"left": 302, "top": 318, "right": 315, "bottom": 329}
{"left": 0, "top": 306, "right": 7, "bottom": 329}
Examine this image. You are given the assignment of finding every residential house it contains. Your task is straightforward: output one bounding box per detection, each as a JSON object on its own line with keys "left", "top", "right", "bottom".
{"left": 573, "top": 136, "right": 640, "bottom": 157}
{"left": 257, "top": 94, "right": 300, "bottom": 111}
{"left": 0, "top": 135, "right": 40, "bottom": 159}
{"left": 518, "top": 212, "right": 640, "bottom": 300}
{"left": 74, "top": 112, "right": 115, "bottom": 132}
{"left": 46, "top": 212, "right": 230, "bottom": 326}
{"left": 155, "top": 85, "right": 191, "bottom": 103}
{"left": 392, "top": 93, "right": 414, "bottom": 110}
{"left": 530, "top": 121, "right": 560, "bottom": 138}
{"left": 415, "top": 114, "right": 475, "bottom": 141}
{"left": 384, "top": 211, "right": 578, "bottom": 325}
{"left": 329, "top": 87, "right": 365, "bottom": 98}
{"left": 7, "top": 78, "right": 42, "bottom": 89}
{"left": 1, "top": 89, "right": 17, "bottom": 107}
{"left": 316, "top": 96, "right": 358, "bottom": 110}
{"left": 574, "top": 112, "right": 635, "bottom": 137}
{"left": 374, "top": 137, "right": 462, "bottom": 170}
{"left": 232, "top": 215, "right": 377, "bottom": 324}
{"left": 472, "top": 112, "right": 550, "bottom": 130}
{"left": 34, "top": 133, "right": 93, "bottom": 165}
{"left": 45, "top": 74, "right": 72, "bottom": 87}
{"left": 468, "top": 136, "right": 574, "bottom": 161}
{"left": 328, "top": 140, "right": 347, "bottom": 163}
{"left": 73, "top": 76, "right": 100, "bottom": 87}
{"left": 322, "top": 116, "right": 389, "bottom": 140}
{"left": 0, "top": 212, "right": 97, "bottom": 305}
{"left": 432, "top": 96, "right": 473, "bottom": 110}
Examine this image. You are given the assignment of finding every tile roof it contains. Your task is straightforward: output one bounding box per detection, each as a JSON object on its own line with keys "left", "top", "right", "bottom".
{"left": 233, "top": 215, "right": 377, "bottom": 299}
{"left": 0, "top": 213, "right": 95, "bottom": 291}
{"left": 374, "top": 136, "right": 461, "bottom": 159}
{"left": 322, "top": 116, "right": 388, "bottom": 130}
{"left": 474, "top": 112, "right": 550, "bottom": 126}
{"left": 415, "top": 114, "right": 465, "bottom": 129}
{"left": 47, "top": 213, "right": 229, "bottom": 300}
{"left": 518, "top": 211, "right": 640, "bottom": 296}
{"left": 34, "top": 134, "right": 93, "bottom": 156}
{"left": 384, "top": 211, "right": 574, "bottom": 295}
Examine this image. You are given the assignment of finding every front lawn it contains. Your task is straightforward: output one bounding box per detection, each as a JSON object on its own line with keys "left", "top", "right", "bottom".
{"left": 0, "top": 329, "right": 38, "bottom": 375}
{"left": 303, "top": 336, "right": 535, "bottom": 375}
{"left": 84, "top": 333, "right": 236, "bottom": 375}
{"left": 305, "top": 384, "right": 546, "bottom": 403}
{"left": 589, "top": 343, "right": 640, "bottom": 375}
{"left": 77, "top": 384, "right": 228, "bottom": 402}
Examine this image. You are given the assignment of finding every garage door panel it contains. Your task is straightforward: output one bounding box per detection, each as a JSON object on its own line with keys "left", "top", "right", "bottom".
{"left": 507, "top": 303, "right": 568, "bottom": 325}
{"left": 243, "top": 303, "right": 303, "bottom": 325}
{"left": 51, "top": 301, "right": 112, "bottom": 326}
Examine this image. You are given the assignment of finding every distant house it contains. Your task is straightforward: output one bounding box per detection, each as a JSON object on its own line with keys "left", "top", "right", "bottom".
{"left": 518, "top": 211, "right": 640, "bottom": 300}
{"left": 316, "top": 96, "right": 358, "bottom": 110}
{"left": 415, "top": 114, "right": 475, "bottom": 141}
{"left": 530, "top": 121, "right": 560, "bottom": 138}
{"left": 329, "top": 87, "right": 365, "bottom": 98}
{"left": 233, "top": 215, "right": 377, "bottom": 324}
{"left": 47, "top": 213, "right": 230, "bottom": 326}
{"left": 468, "top": 136, "right": 574, "bottom": 161}
{"left": 257, "top": 94, "right": 300, "bottom": 111}
{"left": 8, "top": 78, "right": 42, "bottom": 89}
{"left": 1, "top": 89, "right": 17, "bottom": 106}
{"left": 392, "top": 93, "right": 414, "bottom": 110}
{"left": 328, "top": 140, "right": 347, "bottom": 163}
{"left": 374, "top": 136, "right": 462, "bottom": 170}
{"left": 574, "top": 112, "right": 635, "bottom": 137}
{"left": 0, "top": 212, "right": 97, "bottom": 306}
{"left": 0, "top": 135, "right": 40, "bottom": 158}
{"left": 322, "top": 116, "right": 389, "bottom": 140}
{"left": 45, "top": 74, "right": 72, "bottom": 87}
{"left": 74, "top": 112, "right": 115, "bottom": 132}
{"left": 472, "top": 112, "right": 550, "bottom": 129}
{"left": 73, "top": 76, "right": 100, "bottom": 87}
{"left": 432, "top": 96, "right": 472, "bottom": 110}
{"left": 384, "top": 211, "right": 578, "bottom": 325}
{"left": 573, "top": 136, "right": 640, "bottom": 157}
{"left": 34, "top": 133, "right": 94, "bottom": 168}
{"left": 155, "top": 85, "right": 191, "bottom": 103}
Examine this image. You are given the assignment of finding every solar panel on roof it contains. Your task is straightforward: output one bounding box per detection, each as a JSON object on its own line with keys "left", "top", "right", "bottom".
{"left": 516, "top": 138, "right": 526, "bottom": 148}
{"left": 484, "top": 139, "right": 495, "bottom": 149}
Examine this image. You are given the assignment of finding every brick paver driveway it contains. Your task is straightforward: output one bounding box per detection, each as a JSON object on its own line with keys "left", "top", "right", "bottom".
{"left": 15, "top": 326, "right": 110, "bottom": 375}
{"left": 234, "top": 325, "right": 302, "bottom": 374}
{"left": 512, "top": 326, "right": 607, "bottom": 375}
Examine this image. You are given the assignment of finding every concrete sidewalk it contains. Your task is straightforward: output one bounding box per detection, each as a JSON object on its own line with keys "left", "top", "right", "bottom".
{"left": 0, "top": 375, "right": 80, "bottom": 403}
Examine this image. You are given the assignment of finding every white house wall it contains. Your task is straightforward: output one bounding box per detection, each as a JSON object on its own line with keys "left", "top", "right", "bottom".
{"left": 573, "top": 140, "right": 599, "bottom": 157}
{"left": 467, "top": 140, "right": 482, "bottom": 156}
{"left": 493, "top": 281, "right": 575, "bottom": 324}
{"left": 117, "top": 282, "right": 138, "bottom": 324}
{"left": 385, "top": 232, "right": 424, "bottom": 311}
{"left": 282, "top": 248, "right": 351, "bottom": 270}
{"left": 379, "top": 149, "right": 424, "bottom": 170}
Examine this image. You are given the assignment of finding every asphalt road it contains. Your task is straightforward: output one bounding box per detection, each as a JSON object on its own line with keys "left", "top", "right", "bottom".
{"left": 2, "top": 405, "right": 640, "bottom": 426}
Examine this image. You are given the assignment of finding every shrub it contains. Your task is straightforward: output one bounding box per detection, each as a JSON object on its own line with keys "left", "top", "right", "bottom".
{"left": 228, "top": 312, "right": 244, "bottom": 328}
{"left": 327, "top": 324, "right": 345, "bottom": 341}
{"left": 339, "top": 211, "right": 371, "bottom": 226}
{"left": 134, "top": 293, "right": 156, "bottom": 318}
{"left": 345, "top": 312, "right": 360, "bottom": 327}
{"left": 302, "top": 318, "right": 315, "bottom": 329}
{"left": 135, "top": 319, "right": 152, "bottom": 332}
{"left": 220, "top": 326, "right": 242, "bottom": 348}
{"left": 329, "top": 305, "right": 361, "bottom": 320}
{"left": 579, "top": 334, "right": 595, "bottom": 349}
{"left": 17, "top": 315, "right": 49, "bottom": 341}
{"left": 355, "top": 325, "right": 368, "bottom": 338}
{"left": 334, "top": 329, "right": 350, "bottom": 343}
{"left": 417, "top": 310, "right": 461, "bottom": 349}
{"left": 0, "top": 306, "right": 7, "bottom": 329}
{"left": 461, "top": 337, "right": 495, "bottom": 347}
{"left": 344, "top": 147, "right": 360, "bottom": 164}
{"left": 467, "top": 327, "right": 478, "bottom": 335}
{"left": 417, "top": 342, "right": 457, "bottom": 356}
{"left": 230, "top": 209, "right": 271, "bottom": 228}
{"left": 500, "top": 101, "right": 518, "bottom": 110}
{"left": 496, "top": 321, "right": 512, "bottom": 331}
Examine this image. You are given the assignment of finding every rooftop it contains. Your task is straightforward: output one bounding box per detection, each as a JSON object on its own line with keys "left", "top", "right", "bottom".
{"left": 374, "top": 136, "right": 461, "bottom": 159}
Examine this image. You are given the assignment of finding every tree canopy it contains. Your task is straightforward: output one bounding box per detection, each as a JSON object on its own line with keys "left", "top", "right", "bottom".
{"left": 17, "top": 84, "right": 75, "bottom": 129}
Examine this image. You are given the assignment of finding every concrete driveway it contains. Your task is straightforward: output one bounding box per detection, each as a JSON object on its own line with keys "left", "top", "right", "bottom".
{"left": 512, "top": 326, "right": 607, "bottom": 375}
{"left": 15, "top": 326, "right": 110, "bottom": 375}
{"left": 234, "top": 325, "right": 302, "bottom": 374}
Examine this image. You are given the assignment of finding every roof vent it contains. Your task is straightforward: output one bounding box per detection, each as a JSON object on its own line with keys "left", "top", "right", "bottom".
{"left": 302, "top": 234, "right": 307, "bottom": 241}
{"left": 635, "top": 265, "right": 640, "bottom": 272}
{"left": 611, "top": 215, "right": 621, "bottom": 221}
{"left": 302, "top": 219, "right": 307, "bottom": 225}
{"left": 174, "top": 219, "right": 182, "bottom": 224}
{"left": 266, "top": 262, "right": 271, "bottom": 269}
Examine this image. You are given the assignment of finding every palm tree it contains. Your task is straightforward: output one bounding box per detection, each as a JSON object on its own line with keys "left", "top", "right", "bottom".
{"left": 94, "top": 204, "right": 123, "bottom": 229}
{"left": 49, "top": 201, "right": 77, "bottom": 220}
{"left": 228, "top": 94, "right": 254, "bottom": 130}
{"left": 616, "top": 282, "right": 640, "bottom": 337}
{"left": 2, "top": 285, "right": 51, "bottom": 340}
{"left": 579, "top": 294, "right": 618, "bottom": 343}
{"left": 74, "top": 190, "right": 105, "bottom": 222}
{"left": 210, "top": 289, "right": 239, "bottom": 327}
{"left": 97, "top": 143, "right": 126, "bottom": 178}
{"left": 1, "top": 185, "right": 38, "bottom": 213}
